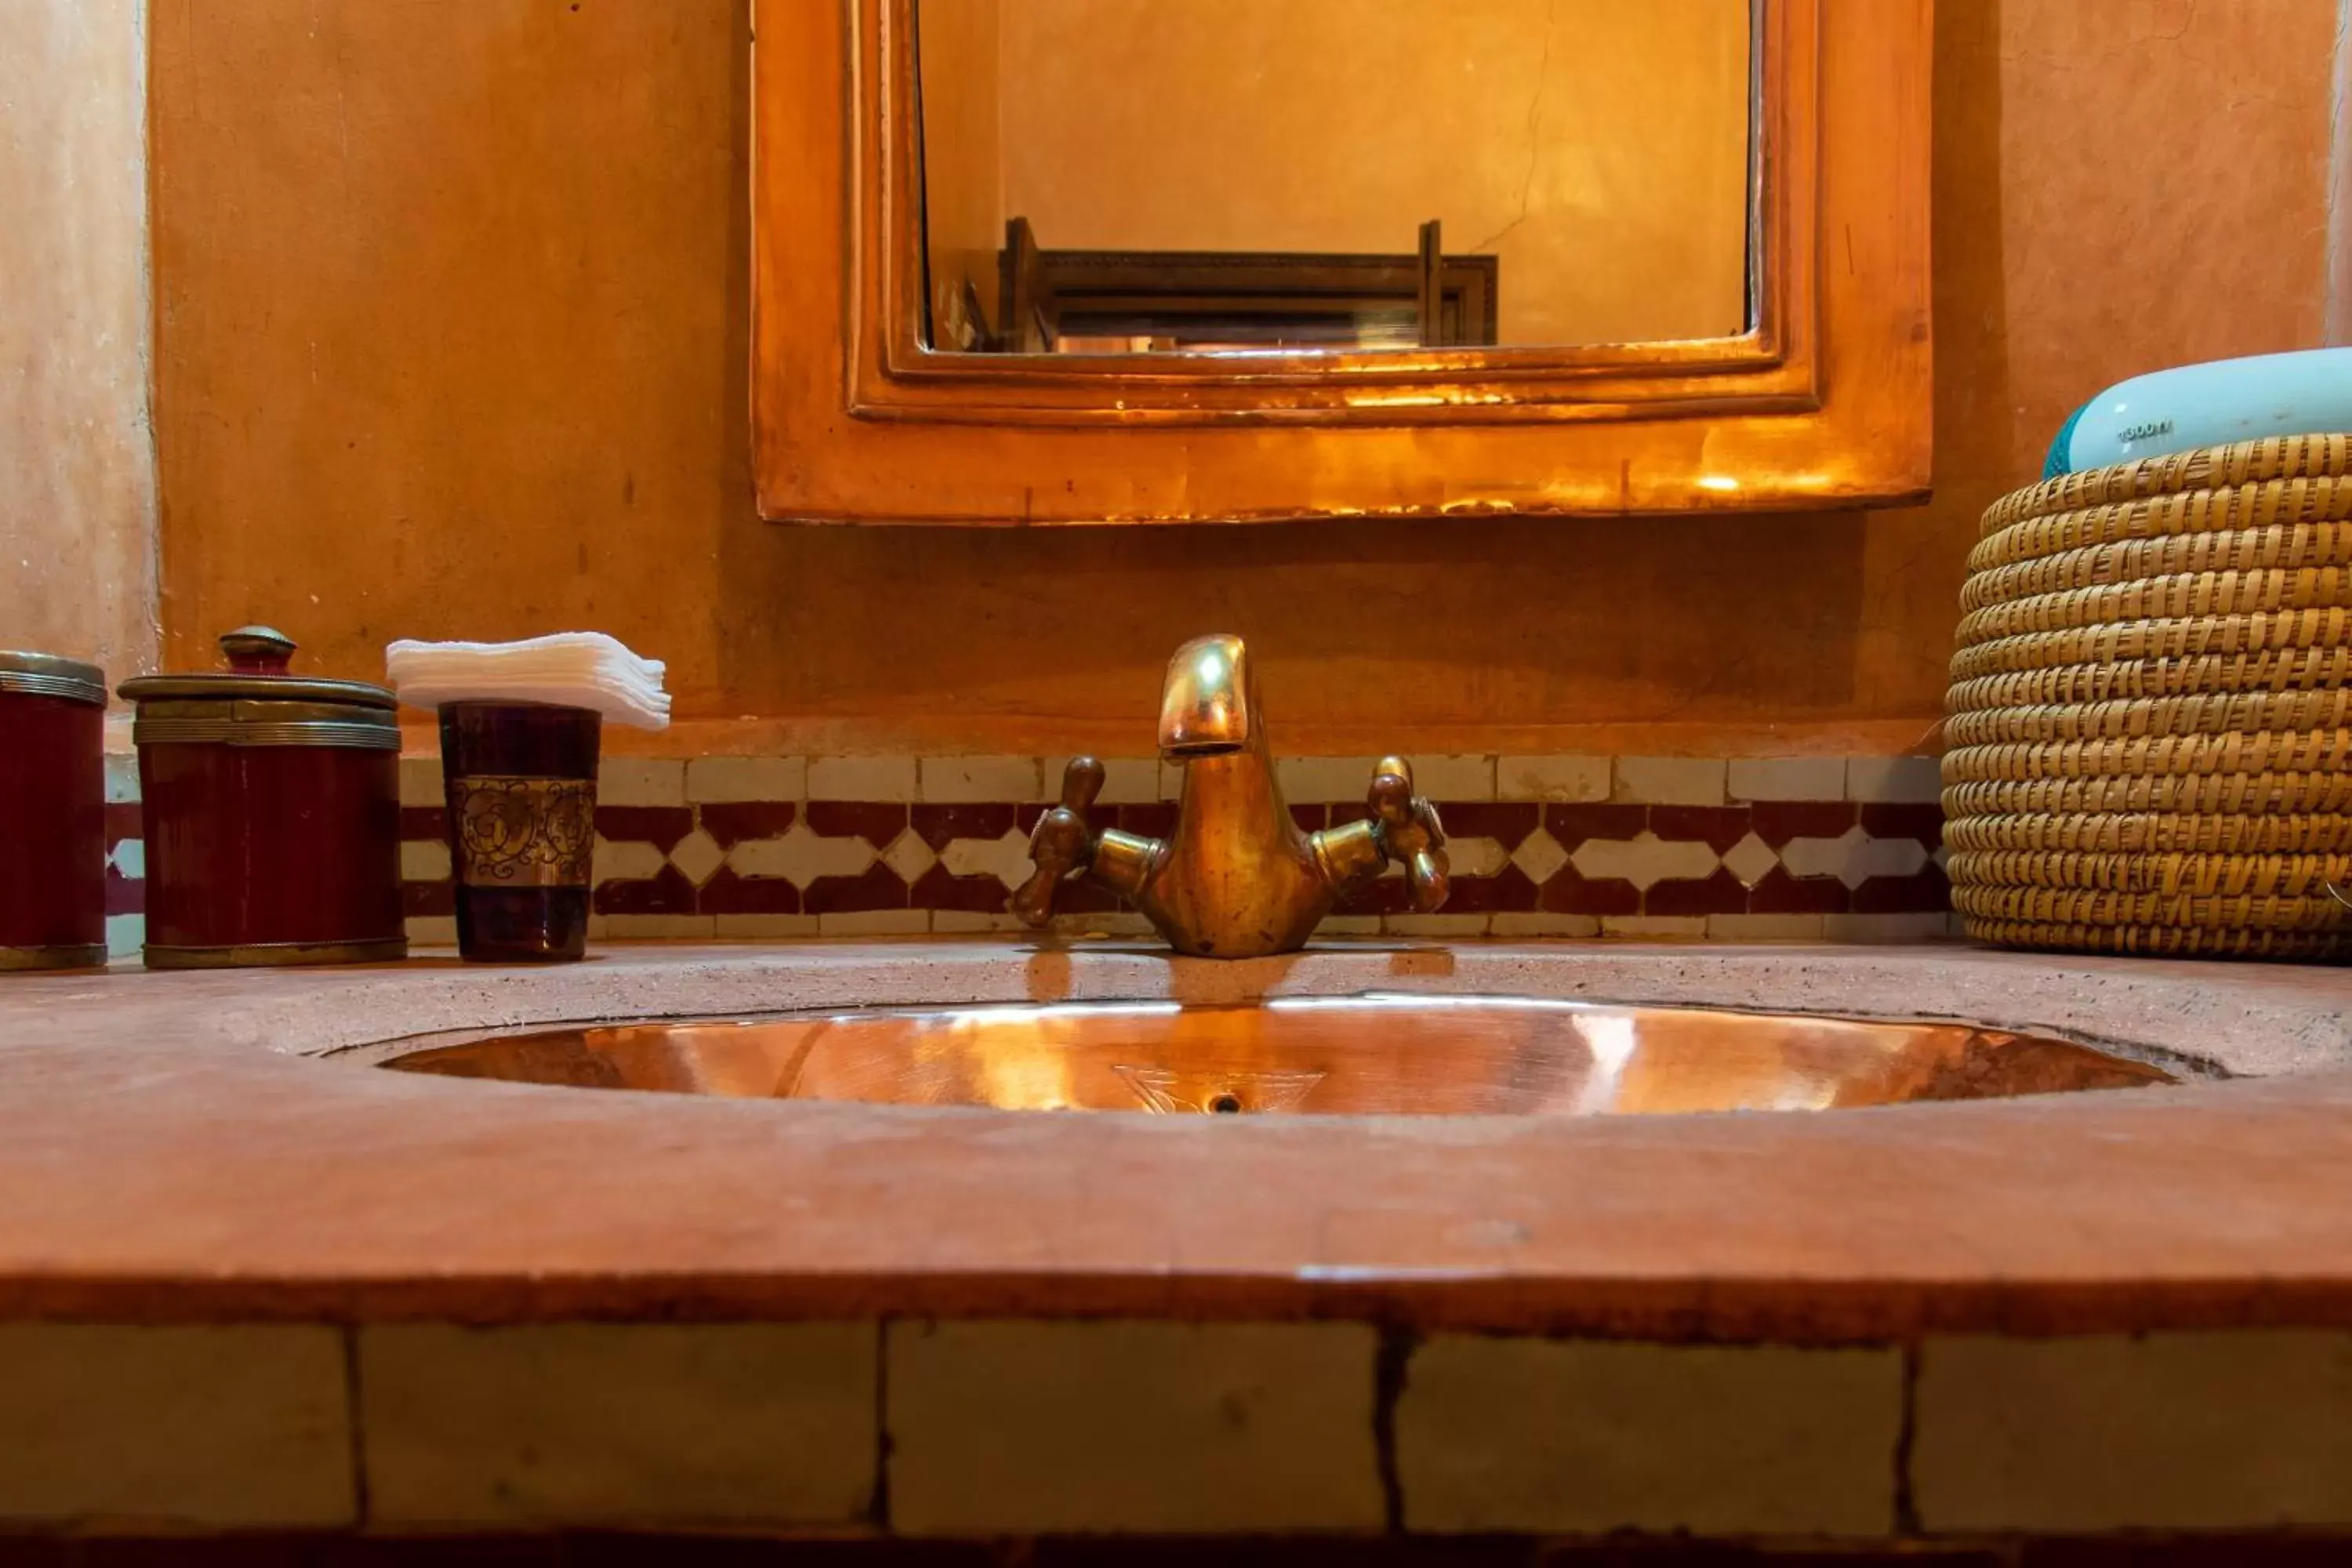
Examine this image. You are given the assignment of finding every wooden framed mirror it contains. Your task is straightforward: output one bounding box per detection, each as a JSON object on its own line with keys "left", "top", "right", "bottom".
{"left": 753, "top": 0, "right": 1931, "bottom": 524}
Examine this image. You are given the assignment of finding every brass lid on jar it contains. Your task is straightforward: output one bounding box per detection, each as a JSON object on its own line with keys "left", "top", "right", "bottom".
{"left": 120, "top": 627, "right": 401, "bottom": 750}
{"left": 0, "top": 650, "right": 107, "bottom": 706}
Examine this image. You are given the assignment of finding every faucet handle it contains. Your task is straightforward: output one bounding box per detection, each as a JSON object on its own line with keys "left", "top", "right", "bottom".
{"left": 1368, "top": 756, "right": 1449, "bottom": 913}
{"left": 1012, "top": 757, "right": 1106, "bottom": 927}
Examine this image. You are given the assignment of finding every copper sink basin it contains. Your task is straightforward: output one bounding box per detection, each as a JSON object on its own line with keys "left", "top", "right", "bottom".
{"left": 378, "top": 995, "right": 2174, "bottom": 1116}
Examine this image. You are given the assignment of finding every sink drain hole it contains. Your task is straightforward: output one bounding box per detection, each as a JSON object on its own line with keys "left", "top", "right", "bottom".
{"left": 1210, "top": 1093, "right": 1243, "bottom": 1115}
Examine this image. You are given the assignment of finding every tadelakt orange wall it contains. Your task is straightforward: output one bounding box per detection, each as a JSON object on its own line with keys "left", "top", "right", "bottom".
{"left": 149, "top": 0, "right": 2342, "bottom": 757}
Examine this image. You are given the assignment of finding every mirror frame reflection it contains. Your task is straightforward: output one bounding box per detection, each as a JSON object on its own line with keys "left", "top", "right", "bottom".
{"left": 750, "top": 0, "right": 1931, "bottom": 523}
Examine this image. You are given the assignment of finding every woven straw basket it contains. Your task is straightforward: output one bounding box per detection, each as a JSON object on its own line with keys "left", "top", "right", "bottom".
{"left": 1945, "top": 432, "right": 2352, "bottom": 958}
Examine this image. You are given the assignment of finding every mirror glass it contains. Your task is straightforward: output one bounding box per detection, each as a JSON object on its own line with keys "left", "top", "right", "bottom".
{"left": 913, "top": 0, "right": 1755, "bottom": 356}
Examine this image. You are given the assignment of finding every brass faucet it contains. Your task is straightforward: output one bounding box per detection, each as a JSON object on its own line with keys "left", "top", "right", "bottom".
{"left": 1014, "top": 634, "right": 1449, "bottom": 957}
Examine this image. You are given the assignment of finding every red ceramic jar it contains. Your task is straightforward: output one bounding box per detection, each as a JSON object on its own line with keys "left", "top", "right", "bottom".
{"left": 0, "top": 652, "right": 107, "bottom": 971}
{"left": 118, "top": 627, "right": 405, "bottom": 968}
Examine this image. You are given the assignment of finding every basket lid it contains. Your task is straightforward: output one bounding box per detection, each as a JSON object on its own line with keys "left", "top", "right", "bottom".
{"left": 118, "top": 626, "right": 397, "bottom": 710}
{"left": 0, "top": 650, "right": 107, "bottom": 706}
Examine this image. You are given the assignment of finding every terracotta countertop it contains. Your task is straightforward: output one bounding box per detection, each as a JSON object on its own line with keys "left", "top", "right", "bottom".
{"left": 5, "top": 939, "right": 2352, "bottom": 1341}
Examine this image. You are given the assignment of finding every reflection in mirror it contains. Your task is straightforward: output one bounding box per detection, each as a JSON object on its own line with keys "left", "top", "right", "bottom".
{"left": 913, "top": 0, "right": 1755, "bottom": 356}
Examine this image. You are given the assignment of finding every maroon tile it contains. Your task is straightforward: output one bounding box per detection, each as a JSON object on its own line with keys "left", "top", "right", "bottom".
{"left": 910, "top": 864, "right": 1011, "bottom": 915}
{"left": 1443, "top": 865, "right": 1541, "bottom": 914}
{"left": 591, "top": 805, "right": 695, "bottom": 852}
{"left": 1647, "top": 804, "right": 1752, "bottom": 853}
{"left": 1288, "top": 802, "right": 1327, "bottom": 833}
{"left": 103, "top": 864, "right": 144, "bottom": 916}
{"left": 401, "top": 880, "right": 454, "bottom": 918}
{"left": 1434, "top": 800, "right": 1540, "bottom": 848}
{"left": 802, "top": 800, "right": 907, "bottom": 845}
{"left": 1860, "top": 800, "right": 1947, "bottom": 848}
{"left": 800, "top": 862, "right": 909, "bottom": 915}
{"left": 1746, "top": 867, "right": 1852, "bottom": 914}
{"left": 1643, "top": 869, "right": 1750, "bottom": 916}
{"left": 1335, "top": 871, "right": 1414, "bottom": 916}
{"left": 1120, "top": 801, "right": 1178, "bottom": 840}
{"left": 1852, "top": 863, "right": 1952, "bottom": 914}
{"left": 910, "top": 801, "right": 1017, "bottom": 853}
{"left": 697, "top": 800, "right": 796, "bottom": 849}
{"left": 1539, "top": 865, "right": 1641, "bottom": 916}
{"left": 695, "top": 867, "right": 800, "bottom": 915}
{"left": 593, "top": 864, "right": 697, "bottom": 916}
{"left": 1750, "top": 799, "right": 1856, "bottom": 848}
{"left": 2017, "top": 1537, "right": 2352, "bottom": 1566}
{"left": 103, "top": 800, "right": 143, "bottom": 842}
{"left": 1545, "top": 802, "right": 1647, "bottom": 846}
{"left": 1329, "top": 800, "right": 1373, "bottom": 829}
{"left": 398, "top": 805, "right": 448, "bottom": 842}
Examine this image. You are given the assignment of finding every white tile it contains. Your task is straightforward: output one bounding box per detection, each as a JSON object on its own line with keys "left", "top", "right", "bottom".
{"left": 816, "top": 909, "right": 931, "bottom": 936}
{"left": 807, "top": 755, "right": 918, "bottom": 801}
{"left": 685, "top": 755, "right": 807, "bottom": 804}
{"left": 1051, "top": 912, "right": 1157, "bottom": 939}
{"left": 1488, "top": 912, "right": 1602, "bottom": 938}
{"left": 931, "top": 910, "right": 1029, "bottom": 934}
{"left": 713, "top": 914, "right": 821, "bottom": 938}
{"left": 1275, "top": 757, "right": 1387, "bottom": 804}
{"left": 1706, "top": 913, "right": 1826, "bottom": 941}
{"left": 1508, "top": 827, "right": 1569, "bottom": 884}
{"left": 1719, "top": 831, "right": 1780, "bottom": 887}
{"left": 599, "top": 914, "right": 716, "bottom": 940}
{"left": 361, "top": 1323, "right": 876, "bottom": 1527}
{"left": 1443, "top": 837, "right": 1509, "bottom": 878}
{"left": 1156, "top": 760, "right": 1186, "bottom": 800}
{"left": 405, "top": 916, "right": 459, "bottom": 946}
{"left": 1383, "top": 913, "right": 1492, "bottom": 938}
{"left": 1823, "top": 913, "right": 1951, "bottom": 944}
{"left": 107, "top": 837, "right": 144, "bottom": 879}
{"left": 887, "top": 1319, "right": 1381, "bottom": 1535}
{"left": 940, "top": 827, "right": 1036, "bottom": 889}
{"left": 1497, "top": 754, "right": 1610, "bottom": 802}
{"left": 591, "top": 836, "right": 668, "bottom": 884}
{"left": 1043, "top": 757, "right": 1159, "bottom": 805}
{"left": 1410, "top": 755, "right": 1497, "bottom": 800}
{"left": 1601, "top": 916, "right": 1709, "bottom": 940}
{"left": 1846, "top": 755, "right": 1943, "bottom": 803}
{"left": 1780, "top": 826, "right": 1929, "bottom": 888}
{"left": 728, "top": 823, "right": 875, "bottom": 888}
{"left": 103, "top": 750, "right": 142, "bottom": 804}
{"left": 666, "top": 828, "right": 727, "bottom": 887}
{"left": 0, "top": 1323, "right": 354, "bottom": 1528}
{"left": 1570, "top": 832, "right": 1720, "bottom": 891}
{"left": 1915, "top": 1331, "right": 2352, "bottom": 1533}
{"left": 1398, "top": 1335, "right": 1900, "bottom": 1537}
{"left": 397, "top": 756, "right": 444, "bottom": 808}
{"left": 597, "top": 758, "right": 686, "bottom": 807}
{"left": 1726, "top": 756, "right": 1848, "bottom": 801}
{"left": 877, "top": 828, "right": 938, "bottom": 884}
{"left": 919, "top": 755, "right": 1043, "bottom": 802}
{"left": 400, "top": 839, "right": 452, "bottom": 883}
{"left": 1315, "top": 915, "right": 1386, "bottom": 937}
{"left": 1613, "top": 757, "right": 1727, "bottom": 806}
{"left": 104, "top": 913, "right": 143, "bottom": 957}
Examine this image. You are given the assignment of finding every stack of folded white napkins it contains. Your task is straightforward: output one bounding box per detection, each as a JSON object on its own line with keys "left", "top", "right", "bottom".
{"left": 385, "top": 633, "right": 670, "bottom": 730}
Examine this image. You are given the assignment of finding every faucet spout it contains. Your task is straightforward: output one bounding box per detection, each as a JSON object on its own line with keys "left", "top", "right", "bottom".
{"left": 1158, "top": 633, "right": 1254, "bottom": 758}
{"left": 1016, "top": 635, "right": 1450, "bottom": 958}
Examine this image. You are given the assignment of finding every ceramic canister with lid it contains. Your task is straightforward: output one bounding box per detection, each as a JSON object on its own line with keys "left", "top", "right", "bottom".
{"left": 0, "top": 652, "right": 108, "bottom": 970}
{"left": 118, "top": 626, "right": 405, "bottom": 967}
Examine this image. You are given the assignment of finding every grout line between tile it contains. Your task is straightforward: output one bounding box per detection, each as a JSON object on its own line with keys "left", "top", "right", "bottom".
{"left": 870, "top": 1316, "right": 894, "bottom": 1531}
{"left": 1372, "top": 1325, "right": 1416, "bottom": 1534}
{"left": 1892, "top": 1339, "right": 1922, "bottom": 1536}
{"left": 341, "top": 1324, "right": 372, "bottom": 1527}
